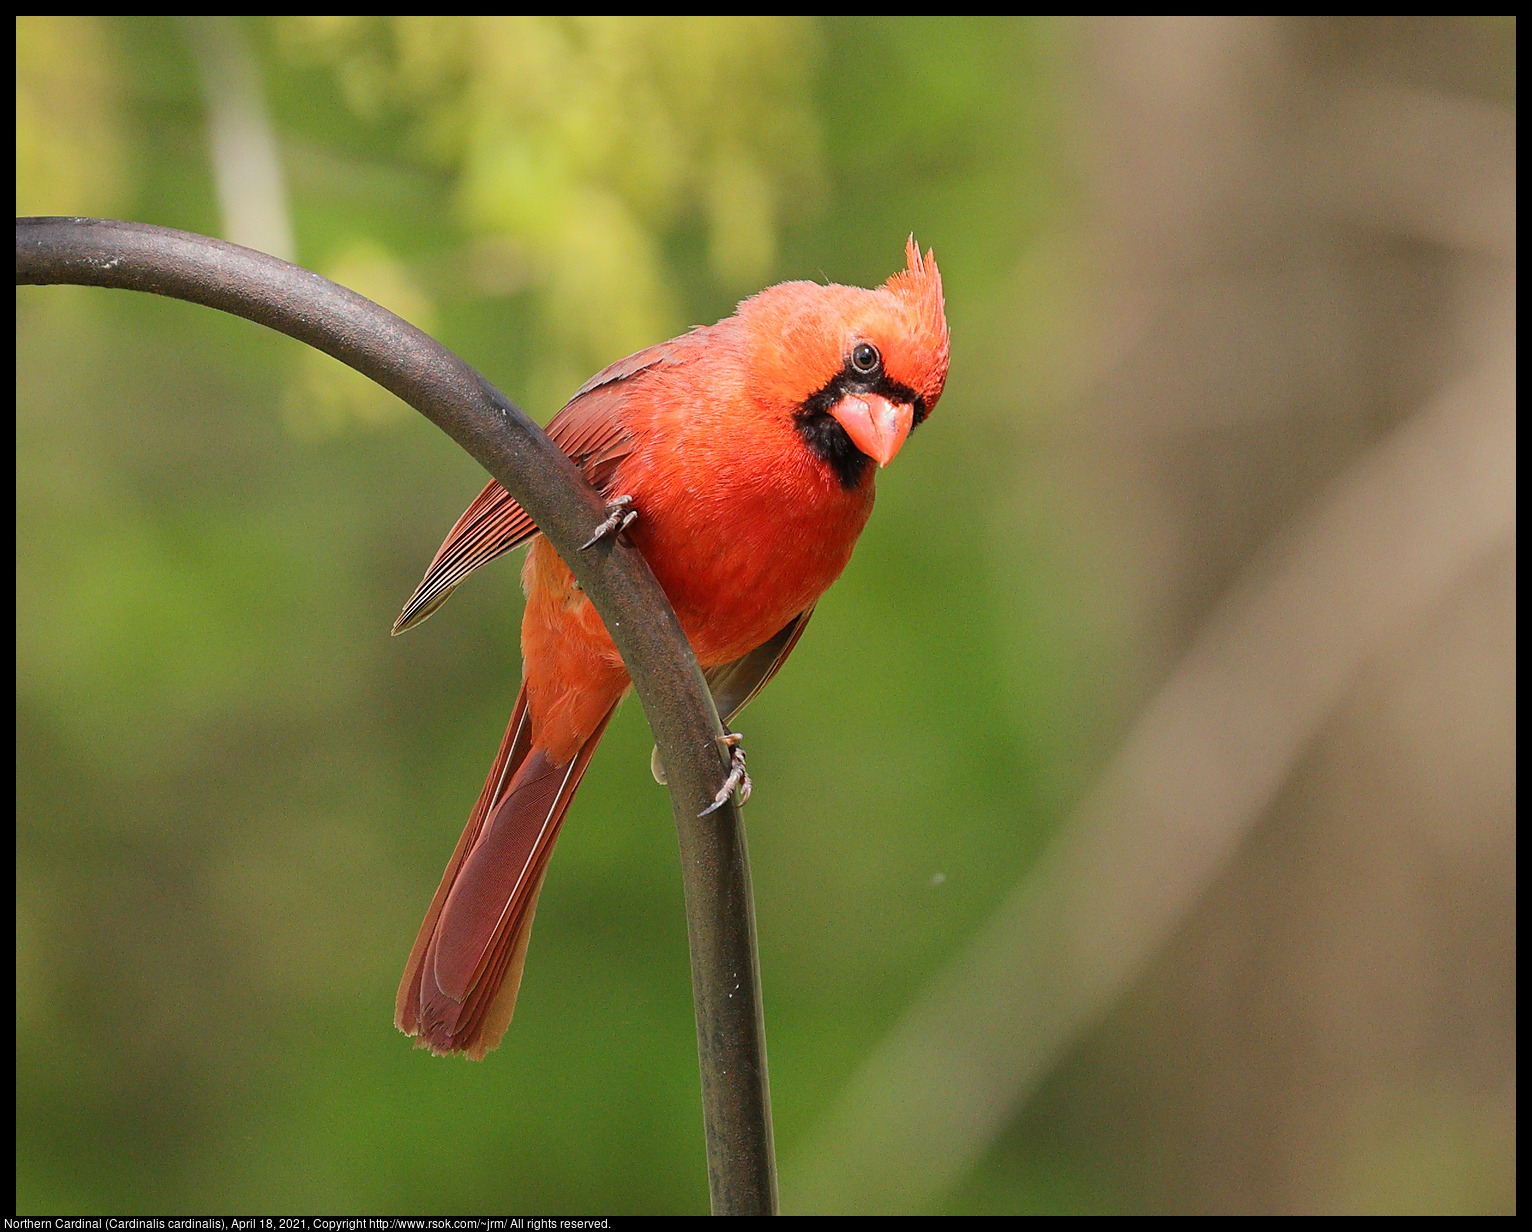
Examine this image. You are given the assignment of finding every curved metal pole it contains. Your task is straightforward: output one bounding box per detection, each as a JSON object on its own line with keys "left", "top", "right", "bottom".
{"left": 16, "top": 216, "right": 777, "bottom": 1216}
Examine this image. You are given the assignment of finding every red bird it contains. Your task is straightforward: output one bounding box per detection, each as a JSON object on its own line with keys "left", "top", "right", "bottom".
{"left": 395, "top": 238, "right": 949, "bottom": 1057}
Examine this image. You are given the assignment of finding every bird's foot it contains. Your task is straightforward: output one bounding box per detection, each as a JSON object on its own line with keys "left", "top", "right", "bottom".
{"left": 579, "top": 495, "right": 637, "bottom": 550}
{"left": 699, "top": 732, "right": 750, "bottom": 816}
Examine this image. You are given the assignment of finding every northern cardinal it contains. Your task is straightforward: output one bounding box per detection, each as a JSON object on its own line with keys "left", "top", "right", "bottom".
{"left": 395, "top": 238, "right": 949, "bottom": 1057}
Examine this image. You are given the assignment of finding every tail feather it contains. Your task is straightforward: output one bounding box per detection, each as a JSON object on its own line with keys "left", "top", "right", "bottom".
{"left": 396, "top": 684, "right": 615, "bottom": 1059}
{"left": 395, "top": 687, "right": 532, "bottom": 1036}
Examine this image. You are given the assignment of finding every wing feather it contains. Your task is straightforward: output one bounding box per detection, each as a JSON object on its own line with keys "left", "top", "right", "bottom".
{"left": 394, "top": 341, "right": 688, "bottom": 633}
{"left": 706, "top": 607, "right": 816, "bottom": 724}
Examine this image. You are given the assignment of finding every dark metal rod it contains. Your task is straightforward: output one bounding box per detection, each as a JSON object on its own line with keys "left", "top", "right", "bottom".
{"left": 16, "top": 216, "right": 777, "bottom": 1215}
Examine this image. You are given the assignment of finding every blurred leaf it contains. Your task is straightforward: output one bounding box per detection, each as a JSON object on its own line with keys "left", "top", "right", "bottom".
{"left": 16, "top": 15, "right": 127, "bottom": 217}
{"left": 282, "top": 238, "right": 436, "bottom": 437}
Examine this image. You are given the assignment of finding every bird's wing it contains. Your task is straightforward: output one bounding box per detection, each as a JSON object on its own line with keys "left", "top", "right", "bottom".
{"left": 393, "top": 342, "right": 685, "bottom": 634}
{"left": 706, "top": 607, "right": 817, "bottom": 724}
{"left": 391, "top": 481, "right": 539, "bottom": 633}
{"left": 650, "top": 608, "right": 816, "bottom": 785}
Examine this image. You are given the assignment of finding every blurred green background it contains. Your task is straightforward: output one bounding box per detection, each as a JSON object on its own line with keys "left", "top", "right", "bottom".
{"left": 17, "top": 17, "right": 1515, "bottom": 1215}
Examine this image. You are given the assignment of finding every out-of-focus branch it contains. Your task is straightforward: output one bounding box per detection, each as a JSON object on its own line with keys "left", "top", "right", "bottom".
{"left": 1318, "top": 82, "right": 1516, "bottom": 257}
{"left": 783, "top": 331, "right": 1514, "bottom": 1214}
{"left": 15, "top": 216, "right": 776, "bottom": 1216}
{"left": 181, "top": 17, "right": 295, "bottom": 262}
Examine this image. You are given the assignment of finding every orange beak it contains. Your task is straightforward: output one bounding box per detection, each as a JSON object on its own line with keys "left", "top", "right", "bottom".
{"left": 828, "top": 392, "right": 914, "bottom": 468}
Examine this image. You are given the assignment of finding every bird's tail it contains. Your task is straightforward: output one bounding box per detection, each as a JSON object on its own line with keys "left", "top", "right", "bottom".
{"left": 396, "top": 682, "right": 616, "bottom": 1058}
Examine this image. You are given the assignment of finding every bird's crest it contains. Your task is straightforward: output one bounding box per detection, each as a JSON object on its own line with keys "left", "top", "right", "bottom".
{"left": 880, "top": 235, "right": 949, "bottom": 407}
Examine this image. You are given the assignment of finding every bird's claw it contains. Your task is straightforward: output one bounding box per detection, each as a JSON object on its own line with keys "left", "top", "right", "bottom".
{"left": 699, "top": 734, "right": 750, "bottom": 816}
{"left": 579, "top": 495, "right": 637, "bottom": 550}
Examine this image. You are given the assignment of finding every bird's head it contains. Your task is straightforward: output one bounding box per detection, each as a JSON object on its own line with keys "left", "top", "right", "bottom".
{"left": 740, "top": 236, "right": 950, "bottom": 489}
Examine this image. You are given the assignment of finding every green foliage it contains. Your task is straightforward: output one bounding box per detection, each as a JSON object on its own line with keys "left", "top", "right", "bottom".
{"left": 17, "top": 15, "right": 1132, "bottom": 1214}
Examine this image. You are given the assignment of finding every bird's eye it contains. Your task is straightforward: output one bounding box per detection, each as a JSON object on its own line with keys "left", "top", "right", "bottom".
{"left": 850, "top": 342, "right": 881, "bottom": 374}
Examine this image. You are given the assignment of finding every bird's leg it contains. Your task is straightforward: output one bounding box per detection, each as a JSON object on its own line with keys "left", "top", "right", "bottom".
{"left": 699, "top": 732, "right": 751, "bottom": 816}
{"left": 578, "top": 494, "right": 638, "bottom": 550}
